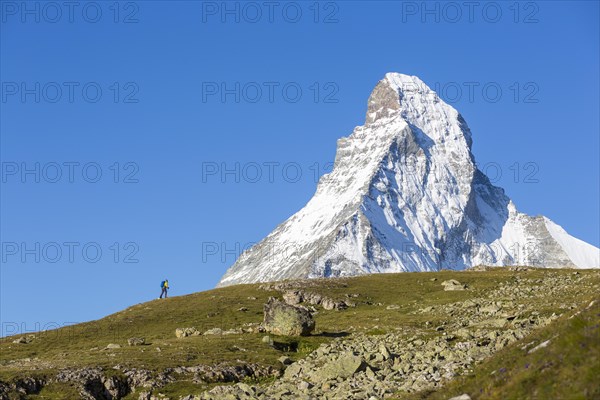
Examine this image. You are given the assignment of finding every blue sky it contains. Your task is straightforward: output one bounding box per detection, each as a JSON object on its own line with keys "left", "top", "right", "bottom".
{"left": 1, "top": 1, "right": 598, "bottom": 335}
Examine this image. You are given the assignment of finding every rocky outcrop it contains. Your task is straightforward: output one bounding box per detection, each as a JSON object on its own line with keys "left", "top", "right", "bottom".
{"left": 0, "top": 377, "right": 45, "bottom": 399}
{"left": 0, "top": 362, "right": 280, "bottom": 400}
{"left": 55, "top": 368, "right": 130, "bottom": 400}
{"left": 261, "top": 280, "right": 355, "bottom": 311}
{"left": 263, "top": 297, "right": 315, "bottom": 336}
{"left": 11, "top": 335, "right": 35, "bottom": 344}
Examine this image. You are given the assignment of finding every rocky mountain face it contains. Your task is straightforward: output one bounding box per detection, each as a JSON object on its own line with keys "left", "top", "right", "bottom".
{"left": 218, "top": 73, "right": 599, "bottom": 287}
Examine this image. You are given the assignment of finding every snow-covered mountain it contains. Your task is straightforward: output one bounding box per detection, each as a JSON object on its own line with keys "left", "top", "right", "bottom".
{"left": 217, "top": 73, "right": 599, "bottom": 287}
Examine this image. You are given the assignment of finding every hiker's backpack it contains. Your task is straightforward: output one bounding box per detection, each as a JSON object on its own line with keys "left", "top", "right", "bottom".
{"left": 160, "top": 280, "right": 165, "bottom": 288}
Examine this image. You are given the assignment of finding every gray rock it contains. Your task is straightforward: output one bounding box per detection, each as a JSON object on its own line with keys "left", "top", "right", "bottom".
{"left": 298, "top": 380, "right": 312, "bottom": 390}
{"left": 309, "top": 353, "right": 366, "bottom": 382}
{"left": 365, "top": 366, "right": 376, "bottom": 379}
{"left": 175, "top": 327, "right": 200, "bottom": 338}
{"left": 321, "top": 298, "right": 336, "bottom": 310}
{"left": 480, "top": 304, "right": 501, "bottom": 314}
{"left": 12, "top": 335, "right": 35, "bottom": 344}
{"left": 528, "top": 339, "right": 551, "bottom": 354}
{"left": 448, "top": 395, "right": 472, "bottom": 400}
{"left": 283, "top": 362, "right": 304, "bottom": 379}
{"left": 236, "top": 382, "right": 254, "bottom": 394}
{"left": 263, "top": 297, "right": 315, "bottom": 336}
{"left": 379, "top": 344, "right": 391, "bottom": 360}
{"left": 455, "top": 328, "right": 473, "bottom": 339}
{"left": 127, "top": 337, "right": 145, "bottom": 346}
{"left": 475, "top": 318, "right": 507, "bottom": 328}
{"left": 442, "top": 280, "right": 466, "bottom": 291}
{"left": 283, "top": 290, "right": 303, "bottom": 305}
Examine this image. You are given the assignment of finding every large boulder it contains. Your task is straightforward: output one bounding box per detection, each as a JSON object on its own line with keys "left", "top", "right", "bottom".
{"left": 263, "top": 297, "right": 315, "bottom": 336}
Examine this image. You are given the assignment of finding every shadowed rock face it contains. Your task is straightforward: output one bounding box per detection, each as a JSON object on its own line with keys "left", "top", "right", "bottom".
{"left": 365, "top": 80, "right": 402, "bottom": 124}
{"left": 217, "top": 73, "right": 599, "bottom": 287}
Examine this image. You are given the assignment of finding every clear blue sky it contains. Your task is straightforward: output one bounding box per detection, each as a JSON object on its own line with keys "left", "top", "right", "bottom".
{"left": 1, "top": 1, "right": 598, "bottom": 336}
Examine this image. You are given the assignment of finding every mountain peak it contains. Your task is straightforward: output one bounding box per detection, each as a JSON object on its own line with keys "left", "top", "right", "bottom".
{"left": 366, "top": 73, "right": 472, "bottom": 150}
{"left": 366, "top": 73, "right": 430, "bottom": 124}
{"left": 217, "top": 74, "right": 599, "bottom": 287}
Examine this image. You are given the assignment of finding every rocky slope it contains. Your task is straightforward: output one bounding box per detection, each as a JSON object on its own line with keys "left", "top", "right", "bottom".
{"left": 1, "top": 268, "right": 599, "bottom": 399}
{"left": 202, "top": 269, "right": 599, "bottom": 399}
{"left": 218, "top": 73, "right": 599, "bottom": 287}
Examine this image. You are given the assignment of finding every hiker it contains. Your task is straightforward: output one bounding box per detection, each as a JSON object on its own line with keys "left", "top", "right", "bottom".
{"left": 160, "top": 279, "right": 169, "bottom": 298}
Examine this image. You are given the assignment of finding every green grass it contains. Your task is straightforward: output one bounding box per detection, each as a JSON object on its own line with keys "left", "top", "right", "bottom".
{"left": 1, "top": 268, "right": 598, "bottom": 399}
{"left": 25, "top": 382, "right": 82, "bottom": 400}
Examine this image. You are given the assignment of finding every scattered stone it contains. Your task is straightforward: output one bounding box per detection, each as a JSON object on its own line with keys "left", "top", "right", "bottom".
{"left": 283, "top": 290, "right": 303, "bottom": 305}
{"left": 386, "top": 304, "right": 400, "bottom": 310}
{"left": 298, "top": 380, "right": 312, "bottom": 390}
{"left": 475, "top": 318, "right": 507, "bottom": 328}
{"left": 238, "top": 307, "right": 249, "bottom": 312}
{"left": 379, "top": 344, "right": 391, "bottom": 360}
{"left": 12, "top": 335, "right": 35, "bottom": 344}
{"left": 365, "top": 366, "right": 376, "bottom": 379}
{"left": 321, "top": 298, "right": 337, "bottom": 310}
{"left": 127, "top": 337, "right": 145, "bottom": 346}
{"left": 203, "top": 328, "right": 223, "bottom": 336}
{"left": 480, "top": 304, "right": 501, "bottom": 314}
{"left": 442, "top": 279, "right": 467, "bottom": 291}
{"left": 175, "top": 327, "right": 201, "bottom": 338}
{"left": 283, "top": 362, "right": 304, "bottom": 381}
{"left": 224, "top": 328, "right": 244, "bottom": 335}
{"left": 105, "top": 343, "right": 121, "bottom": 349}
{"left": 528, "top": 339, "right": 551, "bottom": 354}
{"left": 448, "top": 395, "right": 472, "bottom": 400}
{"left": 309, "top": 353, "right": 366, "bottom": 382}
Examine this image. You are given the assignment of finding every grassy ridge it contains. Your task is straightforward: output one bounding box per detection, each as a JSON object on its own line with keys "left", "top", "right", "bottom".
{"left": 1, "top": 268, "right": 599, "bottom": 398}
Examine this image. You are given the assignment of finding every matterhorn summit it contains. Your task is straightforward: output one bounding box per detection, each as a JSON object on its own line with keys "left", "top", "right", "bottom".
{"left": 217, "top": 73, "right": 599, "bottom": 287}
